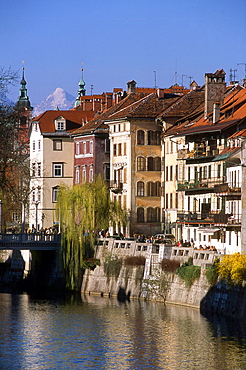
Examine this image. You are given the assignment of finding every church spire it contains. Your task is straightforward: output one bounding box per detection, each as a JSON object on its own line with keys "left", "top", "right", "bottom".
{"left": 75, "top": 67, "right": 86, "bottom": 107}
{"left": 16, "top": 62, "right": 32, "bottom": 111}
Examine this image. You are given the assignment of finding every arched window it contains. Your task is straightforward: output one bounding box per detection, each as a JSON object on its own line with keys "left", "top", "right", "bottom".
{"left": 147, "top": 207, "right": 155, "bottom": 222}
{"left": 137, "top": 157, "right": 146, "bottom": 171}
{"left": 137, "top": 181, "right": 145, "bottom": 196}
{"left": 156, "top": 182, "right": 161, "bottom": 196}
{"left": 148, "top": 131, "right": 161, "bottom": 145}
{"left": 147, "top": 182, "right": 156, "bottom": 196}
{"left": 137, "top": 130, "right": 145, "bottom": 145}
{"left": 147, "top": 157, "right": 154, "bottom": 171}
{"left": 137, "top": 207, "right": 144, "bottom": 223}
{"left": 154, "top": 157, "right": 161, "bottom": 171}
{"left": 155, "top": 207, "right": 161, "bottom": 222}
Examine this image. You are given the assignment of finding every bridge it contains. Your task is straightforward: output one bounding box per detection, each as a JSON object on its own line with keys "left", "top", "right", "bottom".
{"left": 0, "top": 233, "right": 61, "bottom": 250}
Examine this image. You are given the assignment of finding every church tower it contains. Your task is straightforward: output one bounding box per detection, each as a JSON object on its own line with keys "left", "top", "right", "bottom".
{"left": 75, "top": 68, "right": 86, "bottom": 107}
{"left": 16, "top": 65, "right": 33, "bottom": 127}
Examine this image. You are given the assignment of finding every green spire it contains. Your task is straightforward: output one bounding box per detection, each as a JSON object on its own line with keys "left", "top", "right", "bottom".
{"left": 75, "top": 68, "right": 86, "bottom": 107}
{"left": 16, "top": 66, "right": 32, "bottom": 110}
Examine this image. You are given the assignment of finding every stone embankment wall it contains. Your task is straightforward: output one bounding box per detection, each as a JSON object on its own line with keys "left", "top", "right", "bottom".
{"left": 81, "top": 238, "right": 218, "bottom": 307}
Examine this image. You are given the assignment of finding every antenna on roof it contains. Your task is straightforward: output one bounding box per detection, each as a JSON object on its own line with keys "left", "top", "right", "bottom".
{"left": 182, "top": 75, "right": 187, "bottom": 87}
{"left": 230, "top": 68, "right": 237, "bottom": 82}
{"left": 153, "top": 71, "right": 157, "bottom": 89}
{"left": 90, "top": 85, "right": 94, "bottom": 95}
{"left": 237, "top": 63, "right": 246, "bottom": 79}
{"left": 188, "top": 76, "right": 193, "bottom": 85}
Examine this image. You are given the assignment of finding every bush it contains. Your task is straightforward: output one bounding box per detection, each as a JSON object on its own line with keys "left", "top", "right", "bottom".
{"left": 205, "top": 259, "right": 219, "bottom": 286}
{"left": 124, "top": 256, "right": 146, "bottom": 266}
{"left": 161, "top": 259, "right": 180, "bottom": 273}
{"left": 218, "top": 253, "right": 246, "bottom": 286}
{"left": 176, "top": 263, "right": 201, "bottom": 288}
{"left": 81, "top": 258, "right": 100, "bottom": 270}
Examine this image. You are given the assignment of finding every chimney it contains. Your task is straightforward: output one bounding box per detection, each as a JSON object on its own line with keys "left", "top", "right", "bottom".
{"left": 242, "top": 78, "right": 246, "bottom": 88}
{"left": 204, "top": 69, "right": 226, "bottom": 119}
{"left": 127, "top": 80, "right": 137, "bottom": 94}
{"left": 157, "top": 88, "right": 164, "bottom": 98}
{"left": 213, "top": 102, "right": 220, "bottom": 124}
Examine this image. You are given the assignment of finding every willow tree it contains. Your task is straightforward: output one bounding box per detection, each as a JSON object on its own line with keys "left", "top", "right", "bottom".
{"left": 56, "top": 175, "right": 127, "bottom": 290}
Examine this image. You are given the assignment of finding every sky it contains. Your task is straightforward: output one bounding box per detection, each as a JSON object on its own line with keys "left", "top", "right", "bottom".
{"left": 1, "top": 0, "right": 246, "bottom": 106}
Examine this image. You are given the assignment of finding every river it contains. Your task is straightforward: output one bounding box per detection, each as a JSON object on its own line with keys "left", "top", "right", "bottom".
{"left": 0, "top": 292, "right": 246, "bottom": 369}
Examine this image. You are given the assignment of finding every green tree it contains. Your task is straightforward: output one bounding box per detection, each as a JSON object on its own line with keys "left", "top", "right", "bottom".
{"left": 56, "top": 176, "right": 127, "bottom": 290}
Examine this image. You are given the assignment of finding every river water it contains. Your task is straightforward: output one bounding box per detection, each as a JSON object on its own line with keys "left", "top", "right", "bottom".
{"left": 0, "top": 292, "right": 246, "bottom": 370}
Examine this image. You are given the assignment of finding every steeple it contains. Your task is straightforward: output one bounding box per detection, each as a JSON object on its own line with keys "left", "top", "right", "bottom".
{"left": 75, "top": 68, "right": 86, "bottom": 107}
{"left": 16, "top": 63, "right": 32, "bottom": 111}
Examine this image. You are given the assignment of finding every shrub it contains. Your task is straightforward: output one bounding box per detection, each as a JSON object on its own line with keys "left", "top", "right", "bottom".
{"left": 103, "top": 253, "right": 123, "bottom": 281}
{"left": 205, "top": 259, "right": 219, "bottom": 286}
{"left": 81, "top": 258, "right": 100, "bottom": 270}
{"left": 161, "top": 259, "right": 180, "bottom": 273}
{"left": 218, "top": 253, "right": 246, "bottom": 286}
{"left": 176, "top": 263, "right": 201, "bottom": 288}
{"left": 124, "top": 256, "right": 146, "bottom": 266}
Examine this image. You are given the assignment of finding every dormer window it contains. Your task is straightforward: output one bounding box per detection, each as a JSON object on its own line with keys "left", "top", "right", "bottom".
{"left": 55, "top": 117, "right": 66, "bottom": 131}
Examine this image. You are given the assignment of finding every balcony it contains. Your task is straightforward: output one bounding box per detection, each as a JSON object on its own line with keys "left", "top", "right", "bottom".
{"left": 214, "top": 183, "right": 241, "bottom": 197}
{"left": 110, "top": 181, "right": 123, "bottom": 194}
{"left": 177, "top": 146, "right": 219, "bottom": 162}
{"left": 176, "top": 211, "right": 241, "bottom": 226}
{"left": 177, "top": 179, "right": 221, "bottom": 193}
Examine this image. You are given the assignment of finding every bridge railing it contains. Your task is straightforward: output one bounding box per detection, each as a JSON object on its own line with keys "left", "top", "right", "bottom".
{"left": 0, "top": 233, "right": 61, "bottom": 243}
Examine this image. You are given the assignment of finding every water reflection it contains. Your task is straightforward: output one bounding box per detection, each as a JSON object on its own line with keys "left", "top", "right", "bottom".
{"left": 0, "top": 292, "right": 246, "bottom": 369}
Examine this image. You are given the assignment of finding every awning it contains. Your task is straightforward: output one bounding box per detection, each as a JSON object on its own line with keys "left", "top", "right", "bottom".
{"left": 197, "top": 227, "right": 220, "bottom": 235}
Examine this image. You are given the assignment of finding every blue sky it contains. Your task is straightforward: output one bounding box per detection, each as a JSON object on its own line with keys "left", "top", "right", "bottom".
{"left": 1, "top": 0, "right": 246, "bottom": 105}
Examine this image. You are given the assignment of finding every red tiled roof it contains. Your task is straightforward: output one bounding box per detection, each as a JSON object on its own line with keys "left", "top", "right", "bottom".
{"left": 32, "top": 110, "right": 95, "bottom": 134}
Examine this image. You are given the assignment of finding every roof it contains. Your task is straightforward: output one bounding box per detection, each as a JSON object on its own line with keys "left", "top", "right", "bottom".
{"left": 165, "top": 87, "right": 246, "bottom": 137}
{"left": 31, "top": 110, "right": 95, "bottom": 134}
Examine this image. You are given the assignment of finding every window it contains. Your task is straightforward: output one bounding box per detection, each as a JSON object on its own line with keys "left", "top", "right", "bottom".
{"left": 148, "top": 131, "right": 160, "bottom": 145}
{"left": 12, "top": 212, "right": 19, "bottom": 222}
{"left": 75, "top": 167, "right": 80, "bottom": 184}
{"left": 156, "top": 208, "right": 160, "bottom": 222}
{"left": 170, "top": 165, "right": 173, "bottom": 181}
{"left": 89, "top": 167, "right": 93, "bottom": 182}
{"left": 37, "top": 163, "right": 41, "bottom": 177}
{"left": 105, "top": 164, "right": 110, "bottom": 181}
{"left": 166, "top": 166, "right": 169, "bottom": 181}
{"left": 76, "top": 142, "right": 80, "bottom": 155}
{"left": 32, "top": 141, "right": 35, "bottom": 152}
{"left": 217, "top": 164, "right": 221, "bottom": 178}
{"left": 156, "top": 182, "right": 161, "bottom": 196}
{"left": 82, "top": 166, "right": 86, "bottom": 182}
{"left": 53, "top": 163, "right": 63, "bottom": 177}
{"left": 203, "top": 166, "right": 207, "bottom": 179}
{"left": 137, "top": 181, "right": 145, "bottom": 196}
{"left": 170, "top": 193, "right": 173, "bottom": 208}
{"left": 147, "top": 157, "right": 154, "bottom": 171}
{"left": 118, "top": 143, "right": 122, "bottom": 156}
{"left": 38, "top": 140, "right": 41, "bottom": 151}
{"left": 155, "top": 157, "right": 161, "bottom": 171}
{"left": 52, "top": 187, "right": 59, "bottom": 203}
{"left": 34, "top": 123, "right": 38, "bottom": 131}
{"left": 32, "top": 163, "right": 35, "bottom": 177}
{"left": 113, "top": 144, "right": 117, "bottom": 156}
{"left": 53, "top": 139, "right": 62, "bottom": 151}
{"left": 89, "top": 141, "right": 93, "bottom": 154}
{"left": 176, "top": 165, "right": 178, "bottom": 180}
{"left": 32, "top": 190, "right": 35, "bottom": 202}
{"left": 137, "top": 130, "right": 145, "bottom": 145}
{"left": 57, "top": 121, "right": 65, "bottom": 130}
{"left": 123, "top": 142, "right": 127, "bottom": 156}
{"left": 137, "top": 157, "right": 145, "bottom": 171}
{"left": 147, "top": 182, "right": 157, "bottom": 196}
{"left": 147, "top": 207, "right": 155, "bottom": 222}
{"left": 105, "top": 138, "right": 110, "bottom": 153}
{"left": 166, "top": 193, "right": 168, "bottom": 209}
{"left": 83, "top": 142, "right": 86, "bottom": 154}
{"left": 137, "top": 208, "right": 144, "bottom": 223}
{"left": 37, "top": 188, "right": 41, "bottom": 202}
{"left": 208, "top": 165, "right": 212, "bottom": 179}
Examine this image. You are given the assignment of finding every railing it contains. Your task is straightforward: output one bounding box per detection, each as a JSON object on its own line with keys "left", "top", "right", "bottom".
{"left": 0, "top": 233, "right": 61, "bottom": 245}
{"left": 177, "top": 179, "right": 224, "bottom": 191}
{"left": 214, "top": 183, "right": 241, "bottom": 194}
{"left": 177, "top": 211, "right": 241, "bottom": 225}
{"left": 177, "top": 147, "right": 219, "bottom": 160}
{"left": 109, "top": 181, "right": 123, "bottom": 193}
